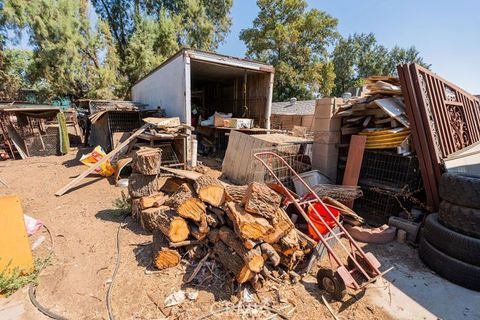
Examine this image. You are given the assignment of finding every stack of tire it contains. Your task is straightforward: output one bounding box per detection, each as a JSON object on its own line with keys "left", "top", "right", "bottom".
{"left": 419, "top": 172, "right": 480, "bottom": 291}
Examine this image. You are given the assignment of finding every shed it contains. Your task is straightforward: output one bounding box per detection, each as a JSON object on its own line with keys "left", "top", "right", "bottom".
{"left": 270, "top": 99, "right": 316, "bottom": 131}
{"left": 131, "top": 48, "right": 275, "bottom": 129}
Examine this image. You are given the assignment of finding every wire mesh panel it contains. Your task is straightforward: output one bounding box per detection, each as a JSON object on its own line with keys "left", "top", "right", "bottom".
{"left": 157, "top": 143, "right": 182, "bottom": 167}
{"left": 107, "top": 112, "right": 141, "bottom": 133}
{"left": 251, "top": 145, "right": 312, "bottom": 191}
{"left": 358, "top": 150, "right": 422, "bottom": 191}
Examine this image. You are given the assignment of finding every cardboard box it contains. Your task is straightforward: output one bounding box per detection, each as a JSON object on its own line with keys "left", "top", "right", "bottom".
{"left": 312, "top": 117, "right": 341, "bottom": 132}
{"left": 315, "top": 98, "right": 344, "bottom": 119}
{"left": 312, "top": 143, "right": 339, "bottom": 182}
{"left": 226, "top": 118, "right": 254, "bottom": 129}
{"left": 214, "top": 113, "right": 231, "bottom": 127}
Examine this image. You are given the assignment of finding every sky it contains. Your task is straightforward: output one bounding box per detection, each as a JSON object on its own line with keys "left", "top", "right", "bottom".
{"left": 218, "top": 0, "right": 480, "bottom": 94}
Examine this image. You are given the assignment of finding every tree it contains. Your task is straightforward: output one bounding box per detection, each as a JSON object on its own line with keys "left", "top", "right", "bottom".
{"left": 240, "top": 0, "right": 338, "bottom": 101}
{"left": 332, "top": 33, "right": 429, "bottom": 96}
{"left": 92, "top": 0, "right": 233, "bottom": 94}
{"left": 3, "top": 0, "right": 119, "bottom": 101}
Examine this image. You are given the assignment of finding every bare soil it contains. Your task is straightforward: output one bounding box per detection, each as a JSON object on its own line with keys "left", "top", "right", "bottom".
{"left": 0, "top": 149, "right": 393, "bottom": 319}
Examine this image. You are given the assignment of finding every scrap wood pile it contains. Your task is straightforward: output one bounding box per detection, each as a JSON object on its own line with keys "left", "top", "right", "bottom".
{"left": 127, "top": 148, "right": 315, "bottom": 288}
{"left": 337, "top": 76, "right": 411, "bottom": 152}
{"left": 140, "top": 117, "right": 193, "bottom": 139}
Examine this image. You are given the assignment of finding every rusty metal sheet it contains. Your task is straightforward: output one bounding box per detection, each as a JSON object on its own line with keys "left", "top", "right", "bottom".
{"left": 398, "top": 63, "right": 480, "bottom": 211}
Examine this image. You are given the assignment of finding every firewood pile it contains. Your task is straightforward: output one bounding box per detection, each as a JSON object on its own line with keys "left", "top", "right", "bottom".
{"left": 128, "top": 148, "right": 315, "bottom": 289}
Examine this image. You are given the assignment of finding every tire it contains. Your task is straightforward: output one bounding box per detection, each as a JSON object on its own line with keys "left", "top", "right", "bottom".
{"left": 439, "top": 173, "right": 480, "bottom": 209}
{"left": 316, "top": 268, "right": 347, "bottom": 301}
{"left": 423, "top": 213, "right": 480, "bottom": 266}
{"left": 438, "top": 200, "right": 480, "bottom": 239}
{"left": 419, "top": 236, "right": 480, "bottom": 291}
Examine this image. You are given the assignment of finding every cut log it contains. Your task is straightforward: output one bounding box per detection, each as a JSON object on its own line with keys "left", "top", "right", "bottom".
{"left": 139, "top": 192, "right": 168, "bottom": 209}
{"left": 131, "top": 198, "right": 142, "bottom": 221}
{"left": 225, "top": 185, "right": 247, "bottom": 202}
{"left": 243, "top": 239, "right": 258, "bottom": 250}
{"left": 263, "top": 208, "right": 294, "bottom": 244}
{"left": 195, "top": 175, "right": 226, "bottom": 207}
{"left": 274, "top": 229, "right": 301, "bottom": 256}
{"left": 207, "top": 207, "right": 225, "bottom": 226}
{"left": 128, "top": 173, "right": 160, "bottom": 198}
{"left": 206, "top": 212, "right": 222, "bottom": 228}
{"left": 259, "top": 243, "right": 280, "bottom": 267}
{"left": 225, "top": 202, "right": 274, "bottom": 241}
{"left": 218, "top": 227, "right": 264, "bottom": 273}
{"left": 152, "top": 231, "right": 181, "bottom": 270}
{"left": 212, "top": 241, "right": 253, "bottom": 284}
{"left": 242, "top": 182, "right": 281, "bottom": 222}
{"left": 159, "top": 176, "right": 185, "bottom": 194}
{"left": 141, "top": 206, "right": 189, "bottom": 242}
{"left": 132, "top": 147, "right": 162, "bottom": 175}
{"left": 189, "top": 223, "right": 209, "bottom": 241}
{"left": 165, "top": 183, "right": 206, "bottom": 222}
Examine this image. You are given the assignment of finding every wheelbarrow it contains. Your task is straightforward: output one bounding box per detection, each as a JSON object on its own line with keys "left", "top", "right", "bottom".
{"left": 254, "top": 152, "right": 391, "bottom": 300}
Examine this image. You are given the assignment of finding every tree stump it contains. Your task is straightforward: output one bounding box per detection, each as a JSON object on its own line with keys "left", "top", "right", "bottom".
{"left": 195, "top": 175, "right": 226, "bottom": 207}
{"left": 132, "top": 147, "right": 162, "bottom": 175}
{"left": 152, "top": 231, "right": 181, "bottom": 270}
{"left": 128, "top": 173, "right": 160, "bottom": 198}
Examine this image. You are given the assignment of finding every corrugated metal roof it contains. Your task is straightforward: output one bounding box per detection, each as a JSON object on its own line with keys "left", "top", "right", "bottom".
{"left": 271, "top": 100, "right": 316, "bottom": 115}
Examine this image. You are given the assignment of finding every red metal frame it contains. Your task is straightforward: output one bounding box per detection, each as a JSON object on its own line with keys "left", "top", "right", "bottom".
{"left": 254, "top": 152, "right": 386, "bottom": 290}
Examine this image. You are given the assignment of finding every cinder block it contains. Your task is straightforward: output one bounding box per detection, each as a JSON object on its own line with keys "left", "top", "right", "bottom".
{"left": 314, "top": 131, "right": 340, "bottom": 144}
{"left": 312, "top": 117, "right": 341, "bottom": 132}
{"left": 315, "top": 98, "right": 344, "bottom": 119}
{"left": 312, "top": 143, "right": 339, "bottom": 182}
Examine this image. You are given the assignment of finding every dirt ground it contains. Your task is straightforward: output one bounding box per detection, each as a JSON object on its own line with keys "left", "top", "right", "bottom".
{"left": 0, "top": 149, "right": 397, "bottom": 319}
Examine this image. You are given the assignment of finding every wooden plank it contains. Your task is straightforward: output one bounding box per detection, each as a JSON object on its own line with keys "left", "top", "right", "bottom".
{"left": 54, "top": 125, "right": 148, "bottom": 196}
{"left": 159, "top": 166, "right": 202, "bottom": 181}
{"left": 6, "top": 125, "right": 28, "bottom": 159}
{"left": 342, "top": 135, "right": 367, "bottom": 208}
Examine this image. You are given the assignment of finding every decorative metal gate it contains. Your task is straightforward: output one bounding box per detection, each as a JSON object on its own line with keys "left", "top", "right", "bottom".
{"left": 398, "top": 63, "right": 480, "bottom": 211}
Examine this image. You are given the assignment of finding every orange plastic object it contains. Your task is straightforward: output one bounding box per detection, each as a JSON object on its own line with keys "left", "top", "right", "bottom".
{"left": 0, "top": 195, "right": 34, "bottom": 275}
{"left": 307, "top": 202, "right": 340, "bottom": 241}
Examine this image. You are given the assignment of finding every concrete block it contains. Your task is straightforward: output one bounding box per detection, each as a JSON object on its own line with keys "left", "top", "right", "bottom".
{"left": 312, "top": 143, "right": 339, "bottom": 181}
{"left": 315, "top": 98, "right": 344, "bottom": 119}
{"left": 314, "top": 131, "right": 340, "bottom": 144}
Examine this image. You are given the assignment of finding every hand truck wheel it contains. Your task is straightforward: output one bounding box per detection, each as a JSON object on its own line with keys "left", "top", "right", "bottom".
{"left": 316, "top": 268, "right": 347, "bottom": 301}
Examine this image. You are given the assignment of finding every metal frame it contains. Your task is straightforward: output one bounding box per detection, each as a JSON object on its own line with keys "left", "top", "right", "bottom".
{"left": 254, "top": 152, "right": 388, "bottom": 291}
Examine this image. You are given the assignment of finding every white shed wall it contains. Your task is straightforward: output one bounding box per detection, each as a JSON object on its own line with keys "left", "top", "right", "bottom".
{"left": 132, "top": 54, "right": 188, "bottom": 122}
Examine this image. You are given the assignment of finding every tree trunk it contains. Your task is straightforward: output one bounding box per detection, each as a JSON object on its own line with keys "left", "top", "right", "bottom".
{"left": 225, "top": 185, "right": 247, "bottom": 202}
{"left": 128, "top": 173, "right": 160, "bottom": 198}
{"left": 242, "top": 182, "right": 281, "bottom": 222}
{"left": 142, "top": 206, "right": 189, "bottom": 242}
{"left": 212, "top": 241, "right": 253, "bottom": 284}
{"left": 218, "top": 227, "right": 264, "bottom": 273}
{"left": 165, "top": 183, "right": 206, "bottom": 222}
{"left": 132, "top": 147, "right": 162, "bottom": 175}
{"left": 140, "top": 192, "right": 168, "bottom": 209}
{"left": 152, "top": 231, "right": 181, "bottom": 270}
{"left": 195, "top": 175, "right": 226, "bottom": 207}
{"left": 225, "top": 202, "right": 274, "bottom": 241}
{"left": 259, "top": 243, "right": 280, "bottom": 267}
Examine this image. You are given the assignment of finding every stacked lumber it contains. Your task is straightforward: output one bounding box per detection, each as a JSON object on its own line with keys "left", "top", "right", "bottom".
{"left": 140, "top": 117, "right": 192, "bottom": 139}
{"left": 128, "top": 170, "right": 313, "bottom": 288}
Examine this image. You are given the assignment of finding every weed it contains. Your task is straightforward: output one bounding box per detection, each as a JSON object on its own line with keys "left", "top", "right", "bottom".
{"left": 0, "top": 255, "right": 51, "bottom": 297}
{"left": 112, "top": 190, "right": 131, "bottom": 215}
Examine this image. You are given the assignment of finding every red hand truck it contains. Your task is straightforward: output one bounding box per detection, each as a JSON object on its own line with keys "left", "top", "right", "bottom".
{"left": 254, "top": 152, "right": 391, "bottom": 300}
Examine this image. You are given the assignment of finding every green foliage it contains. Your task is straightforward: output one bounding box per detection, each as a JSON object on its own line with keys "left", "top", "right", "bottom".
{"left": 112, "top": 191, "right": 131, "bottom": 215}
{"left": 240, "top": 0, "right": 338, "bottom": 101}
{"left": 0, "top": 256, "right": 51, "bottom": 297}
{"left": 0, "top": 48, "right": 33, "bottom": 100}
{"left": 332, "top": 33, "right": 429, "bottom": 96}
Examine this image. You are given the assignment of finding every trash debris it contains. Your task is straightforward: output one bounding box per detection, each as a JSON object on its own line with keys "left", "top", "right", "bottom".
{"left": 164, "top": 290, "right": 186, "bottom": 307}
{"left": 80, "top": 145, "right": 115, "bottom": 177}
{"left": 24, "top": 214, "right": 43, "bottom": 236}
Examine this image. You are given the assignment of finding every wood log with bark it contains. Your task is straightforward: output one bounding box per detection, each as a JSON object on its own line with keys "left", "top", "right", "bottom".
{"left": 212, "top": 241, "right": 253, "bottom": 284}
{"left": 225, "top": 185, "right": 247, "bottom": 202}
{"left": 159, "top": 176, "right": 185, "bottom": 194}
{"left": 194, "top": 175, "right": 226, "bottom": 207}
{"left": 131, "top": 198, "right": 142, "bottom": 221}
{"left": 165, "top": 183, "right": 206, "bottom": 222}
{"left": 225, "top": 202, "right": 274, "bottom": 241}
{"left": 263, "top": 208, "right": 294, "bottom": 244}
{"left": 152, "top": 231, "right": 181, "bottom": 270}
{"left": 141, "top": 206, "right": 189, "bottom": 242}
{"left": 259, "top": 242, "right": 280, "bottom": 267}
{"left": 128, "top": 173, "right": 160, "bottom": 198}
{"left": 140, "top": 192, "right": 168, "bottom": 209}
{"left": 132, "top": 147, "right": 162, "bottom": 175}
{"left": 242, "top": 182, "right": 282, "bottom": 222}
{"left": 218, "top": 227, "right": 264, "bottom": 273}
